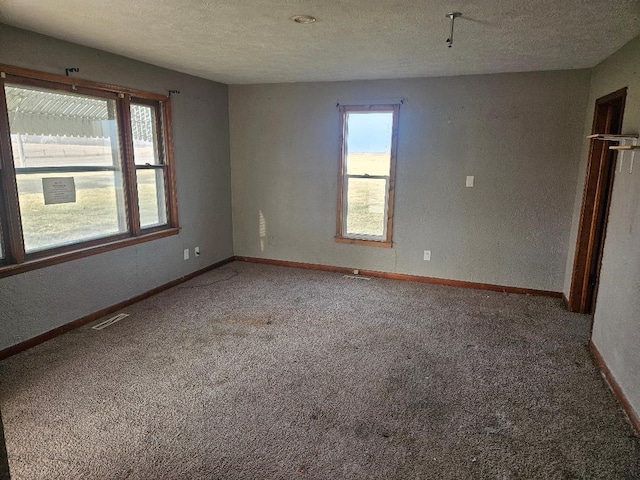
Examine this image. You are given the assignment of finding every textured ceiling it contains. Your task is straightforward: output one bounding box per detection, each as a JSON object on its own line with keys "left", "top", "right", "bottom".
{"left": 1, "top": 0, "right": 639, "bottom": 84}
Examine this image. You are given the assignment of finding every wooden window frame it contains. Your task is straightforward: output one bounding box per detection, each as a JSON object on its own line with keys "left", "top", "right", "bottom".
{"left": 0, "top": 64, "right": 179, "bottom": 278}
{"left": 128, "top": 98, "right": 177, "bottom": 234}
{"left": 335, "top": 104, "right": 399, "bottom": 248}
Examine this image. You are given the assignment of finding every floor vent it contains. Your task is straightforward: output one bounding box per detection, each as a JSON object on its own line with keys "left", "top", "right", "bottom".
{"left": 92, "top": 313, "right": 129, "bottom": 330}
{"left": 343, "top": 275, "right": 371, "bottom": 281}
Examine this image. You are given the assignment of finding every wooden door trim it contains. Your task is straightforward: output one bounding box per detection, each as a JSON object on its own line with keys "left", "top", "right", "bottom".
{"left": 567, "top": 87, "right": 627, "bottom": 313}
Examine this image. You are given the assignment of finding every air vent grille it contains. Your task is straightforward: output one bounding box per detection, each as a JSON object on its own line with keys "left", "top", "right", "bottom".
{"left": 92, "top": 313, "right": 129, "bottom": 330}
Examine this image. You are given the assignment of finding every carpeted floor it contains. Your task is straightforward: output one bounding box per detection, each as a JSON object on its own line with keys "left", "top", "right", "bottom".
{"left": 0, "top": 262, "right": 638, "bottom": 479}
{"left": 0, "top": 411, "right": 9, "bottom": 480}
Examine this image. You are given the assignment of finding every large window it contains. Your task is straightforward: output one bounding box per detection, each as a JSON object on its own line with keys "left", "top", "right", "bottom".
{"left": 0, "top": 64, "right": 178, "bottom": 276}
{"left": 336, "top": 105, "right": 399, "bottom": 247}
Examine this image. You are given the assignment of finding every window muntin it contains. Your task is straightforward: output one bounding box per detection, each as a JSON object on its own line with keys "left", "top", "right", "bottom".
{"left": 337, "top": 105, "right": 398, "bottom": 245}
{"left": 0, "top": 64, "right": 178, "bottom": 275}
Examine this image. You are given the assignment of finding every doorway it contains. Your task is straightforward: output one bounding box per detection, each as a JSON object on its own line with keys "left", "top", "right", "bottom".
{"left": 568, "top": 88, "right": 627, "bottom": 314}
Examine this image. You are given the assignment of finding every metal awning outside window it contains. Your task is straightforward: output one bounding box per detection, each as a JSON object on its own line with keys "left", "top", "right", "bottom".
{"left": 6, "top": 85, "right": 154, "bottom": 142}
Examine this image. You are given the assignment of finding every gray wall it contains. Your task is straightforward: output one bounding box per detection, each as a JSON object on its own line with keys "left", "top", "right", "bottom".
{"left": 566, "top": 36, "right": 640, "bottom": 420}
{"left": 230, "top": 71, "right": 590, "bottom": 291}
{"left": 0, "top": 24, "right": 233, "bottom": 350}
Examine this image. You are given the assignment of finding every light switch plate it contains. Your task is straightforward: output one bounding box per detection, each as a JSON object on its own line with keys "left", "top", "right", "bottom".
{"left": 466, "top": 176, "right": 474, "bottom": 187}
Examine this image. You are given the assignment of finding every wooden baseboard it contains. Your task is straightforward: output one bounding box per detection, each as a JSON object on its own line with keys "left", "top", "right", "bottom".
{"left": 0, "top": 257, "right": 234, "bottom": 361}
{"left": 589, "top": 340, "right": 640, "bottom": 435}
{"left": 234, "top": 256, "right": 563, "bottom": 298}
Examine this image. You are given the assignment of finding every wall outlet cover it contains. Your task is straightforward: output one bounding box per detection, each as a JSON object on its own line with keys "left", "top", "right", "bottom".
{"left": 183, "top": 248, "right": 190, "bottom": 260}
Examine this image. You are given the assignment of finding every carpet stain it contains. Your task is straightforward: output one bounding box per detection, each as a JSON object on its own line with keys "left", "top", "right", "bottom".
{"left": 222, "top": 313, "right": 276, "bottom": 326}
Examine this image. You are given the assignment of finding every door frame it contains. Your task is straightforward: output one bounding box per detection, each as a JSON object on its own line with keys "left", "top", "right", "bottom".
{"left": 567, "top": 87, "right": 627, "bottom": 314}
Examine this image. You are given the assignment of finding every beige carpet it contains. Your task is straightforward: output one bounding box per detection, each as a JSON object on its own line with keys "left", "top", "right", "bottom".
{"left": 0, "top": 262, "right": 638, "bottom": 479}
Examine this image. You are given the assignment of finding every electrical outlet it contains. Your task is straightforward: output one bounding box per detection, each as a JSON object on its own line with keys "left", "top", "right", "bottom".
{"left": 195, "top": 246, "right": 200, "bottom": 257}
{"left": 183, "top": 248, "right": 189, "bottom": 261}
{"left": 423, "top": 250, "right": 431, "bottom": 261}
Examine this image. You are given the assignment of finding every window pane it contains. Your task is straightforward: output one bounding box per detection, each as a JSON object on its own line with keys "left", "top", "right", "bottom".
{"left": 137, "top": 168, "right": 167, "bottom": 228}
{"left": 346, "top": 177, "right": 387, "bottom": 237}
{"left": 16, "top": 172, "right": 127, "bottom": 252}
{"left": 345, "top": 112, "right": 393, "bottom": 176}
{"left": 5, "top": 84, "right": 127, "bottom": 253}
{"left": 131, "top": 104, "right": 160, "bottom": 165}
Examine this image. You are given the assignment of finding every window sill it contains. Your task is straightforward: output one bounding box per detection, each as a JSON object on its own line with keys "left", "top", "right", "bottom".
{"left": 335, "top": 236, "right": 392, "bottom": 248}
{"left": 0, "top": 227, "right": 180, "bottom": 279}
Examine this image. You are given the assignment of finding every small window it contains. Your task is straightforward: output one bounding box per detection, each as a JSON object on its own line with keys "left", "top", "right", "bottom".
{"left": 0, "top": 64, "right": 179, "bottom": 276}
{"left": 130, "top": 102, "right": 168, "bottom": 228}
{"left": 336, "top": 105, "right": 399, "bottom": 247}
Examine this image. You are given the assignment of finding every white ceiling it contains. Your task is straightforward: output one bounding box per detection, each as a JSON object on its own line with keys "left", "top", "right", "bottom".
{"left": 1, "top": 0, "right": 639, "bottom": 84}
